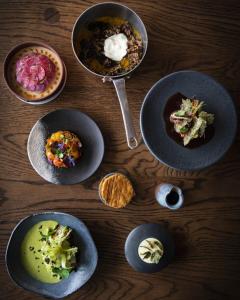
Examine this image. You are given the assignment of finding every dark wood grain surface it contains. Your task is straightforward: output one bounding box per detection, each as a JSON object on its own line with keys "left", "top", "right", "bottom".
{"left": 0, "top": 0, "right": 240, "bottom": 299}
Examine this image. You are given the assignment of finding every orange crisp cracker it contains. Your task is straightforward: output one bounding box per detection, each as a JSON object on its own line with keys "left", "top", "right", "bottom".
{"left": 99, "top": 173, "right": 135, "bottom": 208}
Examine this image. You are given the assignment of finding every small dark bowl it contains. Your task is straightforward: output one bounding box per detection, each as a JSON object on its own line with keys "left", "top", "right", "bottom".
{"left": 5, "top": 212, "right": 98, "bottom": 299}
{"left": 125, "top": 223, "right": 174, "bottom": 273}
{"left": 3, "top": 42, "right": 66, "bottom": 105}
{"left": 27, "top": 109, "right": 104, "bottom": 184}
{"left": 140, "top": 70, "right": 237, "bottom": 170}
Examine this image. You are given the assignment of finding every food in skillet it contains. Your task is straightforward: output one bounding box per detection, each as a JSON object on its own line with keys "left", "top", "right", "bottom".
{"left": 169, "top": 97, "right": 214, "bottom": 146}
{"left": 45, "top": 131, "right": 82, "bottom": 168}
{"left": 79, "top": 17, "right": 143, "bottom": 76}
{"left": 16, "top": 52, "right": 56, "bottom": 92}
{"left": 99, "top": 172, "right": 135, "bottom": 208}
{"left": 21, "top": 220, "right": 78, "bottom": 283}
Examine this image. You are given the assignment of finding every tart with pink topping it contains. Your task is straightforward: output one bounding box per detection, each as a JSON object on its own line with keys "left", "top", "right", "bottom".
{"left": 16, "top": 53, "right": 56, "bottom": 92}
{"left": 4, "top": 43, "right": 64, "bottom": 102}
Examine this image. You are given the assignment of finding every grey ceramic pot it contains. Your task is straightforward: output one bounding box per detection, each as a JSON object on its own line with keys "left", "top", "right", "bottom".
{"left": 72, "top": 2, "right": 148, "bottom": 149}
{"left": 155, "top": 183, "right": 184, "bottom": 210}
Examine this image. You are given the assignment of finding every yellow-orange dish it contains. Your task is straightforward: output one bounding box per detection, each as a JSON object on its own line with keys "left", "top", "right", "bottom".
{"left": 99, "top": 173, "right": 135, "bottom": 208}
{"left": 45, "top": 131, "right": 82, "bottom": 168}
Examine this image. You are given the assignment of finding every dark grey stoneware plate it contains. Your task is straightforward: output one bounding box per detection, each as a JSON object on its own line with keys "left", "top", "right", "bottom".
{"left": 5, "top": 212, "right": 98, "bottom": 299}
{"left": 140, "top": 70, "right": 237, "bottom": 170}
{"left": 125, "top": 223, "right": 174, "bottom": 273}
{"left": 27, "top": 109, "right": 104, "bottom": 184}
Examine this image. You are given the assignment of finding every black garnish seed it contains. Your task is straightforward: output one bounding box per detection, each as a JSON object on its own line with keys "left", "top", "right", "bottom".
{"left": 45, "top": 257, "right": 50, "bottom": 264}
{"left": 33, "top": 251, "right": 36, "bottom": 254}
{"left": 37, "top": 249, "right": 41, "bottom": 252}
{"left": 35, "top": 257, "right": 40, "bottom": 260}
{"left": 38, "top": 225, "right": 43, "bottom": 229}
{"left": 146, "top": 240, "right": 154, "bottom": 248}
{"left": 143, "top": 251, "right": 151, "bottom": 259}
{"left": 29, "top": 246, "right": 34, "bottom": 251}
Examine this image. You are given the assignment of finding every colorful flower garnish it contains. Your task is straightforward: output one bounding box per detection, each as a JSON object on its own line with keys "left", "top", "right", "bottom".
{"left": 45, "top": 131, "right": 82, "bottom": 168}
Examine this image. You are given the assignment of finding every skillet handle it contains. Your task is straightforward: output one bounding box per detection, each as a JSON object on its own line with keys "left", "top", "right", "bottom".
{"left": 113, "top": 78, "right": 138, "bottom": 149}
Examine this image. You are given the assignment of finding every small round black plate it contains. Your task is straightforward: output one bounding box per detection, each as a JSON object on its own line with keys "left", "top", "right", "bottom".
{"left": 27, "top": 109, "right": 104, "bottom": 184}
{"left": 124, "top": 223, "right": 174, "bottom": 273}
{"left": 5, "top": 212, "right": 98, "bottom": 299}
{"left": 140, "top": 70, "right": 237, "bottom": 170}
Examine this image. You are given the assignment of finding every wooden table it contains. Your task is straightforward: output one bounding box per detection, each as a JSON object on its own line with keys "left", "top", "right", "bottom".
{"left": 0, "top": 1, "right": 240, "bottom": 299}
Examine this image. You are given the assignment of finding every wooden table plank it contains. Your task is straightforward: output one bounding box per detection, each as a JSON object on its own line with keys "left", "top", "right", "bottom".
{"left": 0, "top": 1, "right": 240, "bottom": 299}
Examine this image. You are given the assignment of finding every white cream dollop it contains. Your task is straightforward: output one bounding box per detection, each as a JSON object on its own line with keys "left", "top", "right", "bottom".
{"left": 104, "top": 33, "right": 128, "bottom": 62}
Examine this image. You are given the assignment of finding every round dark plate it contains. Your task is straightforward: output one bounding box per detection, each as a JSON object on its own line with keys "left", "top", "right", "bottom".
{"left": 27, "top": 109, "right": 104, "bottom": 184}
{"left": 140, "top": 70, "right": 237, "bottom": 170}
{"left": 5, "top": 212, "right": 98, "bottom": 299}
{"left": 125, "top": 223, "right": 174, "bottom": 273}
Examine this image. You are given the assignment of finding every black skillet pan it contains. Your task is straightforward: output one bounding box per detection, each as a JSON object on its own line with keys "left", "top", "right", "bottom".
{"left": 72, "top": 2, "right": 148, "bottom": 149}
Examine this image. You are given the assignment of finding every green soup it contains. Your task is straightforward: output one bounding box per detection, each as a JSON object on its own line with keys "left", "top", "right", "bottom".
{"left": 21, "top": 220, "right": 60, "bottom": 284}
